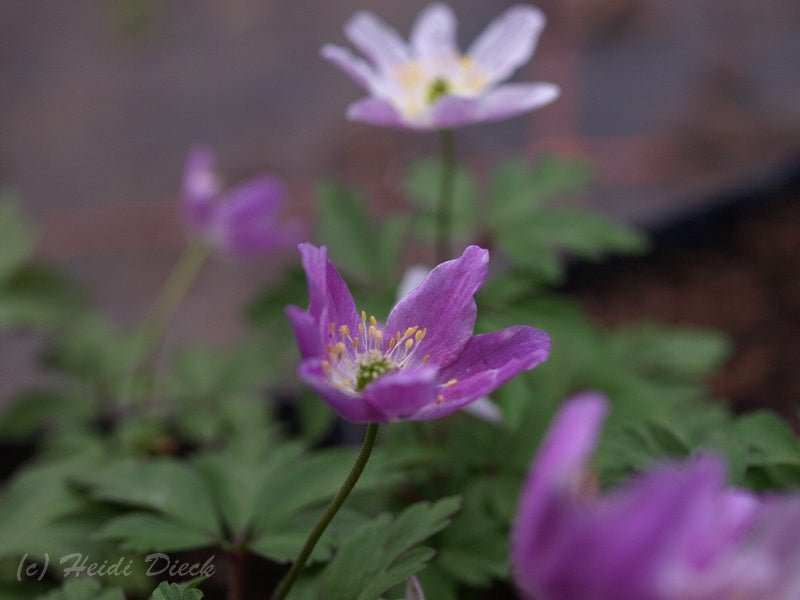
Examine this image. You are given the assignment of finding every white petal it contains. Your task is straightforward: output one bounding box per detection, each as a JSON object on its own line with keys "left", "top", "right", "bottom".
{"left": 345, "top": 11, "right": 410, "bottom": 72}
{"left": 397, "top": 265, "right": 432, "bottom": 300}
{"left": 463, "top": 396, "right": 505, "bottom": 424}
{"left": 405, "top": 576, "right": 426, "bottom": 600}
{"left": 410, "top": 3, "right": 458, "bottom": 60}
{"left": 321, "top": 44, "right": 376, "bottom": 90}
{"left": 468, "top": 4, "right": 546, "bottom": 85}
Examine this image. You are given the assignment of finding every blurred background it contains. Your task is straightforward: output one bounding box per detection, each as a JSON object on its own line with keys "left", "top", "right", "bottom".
{"left": 1, "top": 0, "right": 799, "bottom": 409}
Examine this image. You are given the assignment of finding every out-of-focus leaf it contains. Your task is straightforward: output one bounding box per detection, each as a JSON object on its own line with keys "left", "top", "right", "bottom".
{"left": 404, "top": 159, "right": 477, "bottom": 241}
{"left": 36, "top": 578, "right": 125, "bottom": 600}
{"left": 0, "top": 198, "right": 35, "bottom": 284}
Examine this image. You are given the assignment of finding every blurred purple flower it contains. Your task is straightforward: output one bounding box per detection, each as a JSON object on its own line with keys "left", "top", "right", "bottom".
{"left": 181, "top": 146, "right": 305, "bottom": 258}
{"left": 286, "top": 244, "right": 550, "bottom": 423}
{"left": 322, "top": 3, "right": 559, "bottom": 130}
{"left": 512, "top": 393, "right": 800, "bottom": 600}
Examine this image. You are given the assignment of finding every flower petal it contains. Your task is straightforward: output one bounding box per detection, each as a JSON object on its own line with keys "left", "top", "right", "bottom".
{"left": 181, "top": 145, "right": 220, "bottom": 230}
{"left": 428, "top": 83, "right": 559, "bottom": 129}
{"left": 417, "top": 326, "right": 550, "bottom": 419}
{"left": 511, "top": 393, "right": 608, "bottom": 598}
{"left": 410, "top": 3, "right": 458, "bottom": 60}
{"left": 299, "top": 359, "right": 385, "bottom": 423}
{"left": 321, "top": 43, "right": 376, "bottom": 90}
{"left": 344, "top": 10, "right": 410, "bottom": 72}
{"left": 474, "top": 82, "right": 560, "bottom": 122}
{"left": 286, "top": 305, "right": 322, "bottom": 360}
{"left": 462, "top": 396, "right": 505, "bottom": 424}
{"left": 468, "top": 4, "right": 546, "bottom": 85}
{"left": 386, "top": 245, "right": 489, "bottom": 368}
{"left": 396, "top": 265, "right": 431, "bottom": 301}
{"left": 346, "top": 97, "right": 408, "bottom": 128}
{"left": 297, "top": 244, "right": 360, "bottom": 347}
{"left": 363, "top": 366, "right": 438, "bottom": 421}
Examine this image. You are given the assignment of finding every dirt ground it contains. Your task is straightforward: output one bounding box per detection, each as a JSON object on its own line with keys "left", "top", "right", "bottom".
{"left": 569, "top": 183, "right": 800, "bottom": 417}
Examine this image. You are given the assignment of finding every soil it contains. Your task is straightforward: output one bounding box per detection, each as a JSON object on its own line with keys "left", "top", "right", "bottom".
{"left": 566, "top": 165, "right": 800, "bottom": 418}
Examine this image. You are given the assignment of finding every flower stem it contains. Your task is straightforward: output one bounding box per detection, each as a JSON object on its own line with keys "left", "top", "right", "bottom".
{"left": 122, "top": 242, "right": 210, "bottom": 405}
{"left": 435, "top": 129, "right": 456, "bottom": 263}
{"left": 227, "top": 551, "right": 246, "bottom": 600}
{"left": 271, "top": 423, "right": 380, "bottom": 600}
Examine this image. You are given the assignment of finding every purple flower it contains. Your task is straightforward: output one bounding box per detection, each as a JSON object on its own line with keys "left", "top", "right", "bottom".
{"left": 511, "top": 393, "right": 800, "bottom": 600}
{"left": 322, "top": 3, "right": 559, "bottom": 130}
{"left": 286, "top": 244, "right": 550, "bottom": 423}
{"left": 181, "top": 146, "right": 305, "bottom": 258}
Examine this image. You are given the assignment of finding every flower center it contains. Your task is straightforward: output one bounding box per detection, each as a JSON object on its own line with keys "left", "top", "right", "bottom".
{"left": 322, "top": 311, "right": 429, "bottom": 395}
{"left": 355, "top": 356, "right": 396, "bottom": 391}
{"left": 427, "top": 77, "right": 450, "bottom": 104}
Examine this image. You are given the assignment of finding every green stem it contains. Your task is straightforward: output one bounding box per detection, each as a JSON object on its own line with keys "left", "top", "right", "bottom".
{"left": 122, "top": 242, "right": 210, "bottom": 405}
{"left": 435, "top": 129, "right": 456, "bottom": 263}
{"left": 271, "top": 423, "right": 380, "bottom": 600}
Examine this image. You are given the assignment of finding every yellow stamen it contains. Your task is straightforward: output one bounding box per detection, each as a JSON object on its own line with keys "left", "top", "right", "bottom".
{"left": 370, "top": 315, "right": 377, "bottom": 327}
{"left": 405, "top": 338, "right": 414, "bottom": 351}
{"left": 352, "top": 337, "right": 360, "bottom": 349}
{"left": 389, "top": 337, "right": 396, "bottom": 349}
{"left": 404, "top": 326, "right": 419, "bottom": 338}
{"left": 361, "top": 310, "right": 367, "bottom": 322}
{"left": 339, "top": 325, "right": 350, "bottom": 337}
{"left": 446, "top": 379, "right": 458, "bottom": 387}
{"left": 415, "top": 329, "right": 426, "bottom": 343}
{"left": 422, "top": 354, "right": 431, "bottom": 363}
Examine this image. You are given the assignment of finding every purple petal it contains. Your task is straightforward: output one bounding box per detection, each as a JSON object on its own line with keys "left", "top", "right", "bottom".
{"left": 467, "top": 4, "right": 546, "bottom": 85}
{"left": 321, "top": 44, "right": 376, "bottom": 90}
{"left": 410, "top": 3, "right": 458, "bottom": 61}
{"left": 297, "top": 244, "right": 360, "bottom": 348}
{"left": 386, "top": 245, "right": 489, "bottom": 369}
{"left": 363, "top": 366, "right": 438, "bottom": 421}
{"left": 224, "top": 221, "right": 306, "bottom": 258}
{"left": 417, "top": 326, "right": 550, "bottom": 419}
{"left": 181, "top": 145, "right": 220, "bottom": 230}
{"left": 344, "top": 11, "right": 410, "bottom": 72}
{"left": 511, "top": 393, "right": 608, "bottom": 597}
{"left": 298, "top": 359, "right": 385, "bottom": 423}
{"left": 210, "top": 176, "right": 304, "bottom": 258}
{"left": 286, "top": 306, "right": 322, "bottom": 360}
{"left": 346, "top": 97, "right": 408, "bottom": 128}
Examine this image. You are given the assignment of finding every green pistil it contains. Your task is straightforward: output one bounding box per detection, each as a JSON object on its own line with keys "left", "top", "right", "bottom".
{"left": 427, "top": 78, "right": 450, "bottom": 104}
{"left": 356, "top": 358, "right": 396, "bottom": 392}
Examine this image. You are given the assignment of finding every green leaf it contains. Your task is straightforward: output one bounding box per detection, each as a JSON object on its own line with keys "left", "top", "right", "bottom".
{"left": 736, "top": 411, "right": 800, "bottom": 467}
{"left": 317, "top": 183, "right": 376, "bottom": 281}
{"left": 94, "top": 513, "right": 216, "bottom": 552}
{"left": 36, "top": 578, "right": 125, "bottom": 600}
{"left": 404, "top": 159, "right": 477, "bottom": 241}
{"left": 150, "top": 581, "right": 203, "bottom": 600}
{"left": 0, "top": 198, "right": 35, "bottom": 284}
{"left": 78, "top": 458, "right": 221, "bottom": 535}
{"left": 319, "top": 497, "right": 461, "bottom": 600}
{"left": 490, "top": 158, "right": 590, "bottom": 231}
{"left": 0, "top": 457, "right": 102, "bottom": 561}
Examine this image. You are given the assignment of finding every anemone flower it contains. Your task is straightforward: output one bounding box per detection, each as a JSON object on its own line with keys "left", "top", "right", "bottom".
{"left": 286, "top": 244, "right": 550, "bottom": 422}
{"left": 512, "top": 393, "right": 800, "bottom": 600}
{"left": 322, "top": 3, "right": 559, "bottom": 130}
{"left": 181, "top": 146, "right": 304, "bottom": 258}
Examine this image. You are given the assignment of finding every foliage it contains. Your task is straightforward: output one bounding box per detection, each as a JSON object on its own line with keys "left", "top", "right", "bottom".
{"left": 0, "top": 147, "right": 796, "bottom": 600}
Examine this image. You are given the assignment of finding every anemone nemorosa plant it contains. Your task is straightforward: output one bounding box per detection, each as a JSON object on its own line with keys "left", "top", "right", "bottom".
{"left": 322, "top": 3, "right": 560, "bottom": 130}
{"left": 286, "top": 244, "right": 551, "bottom": 423}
